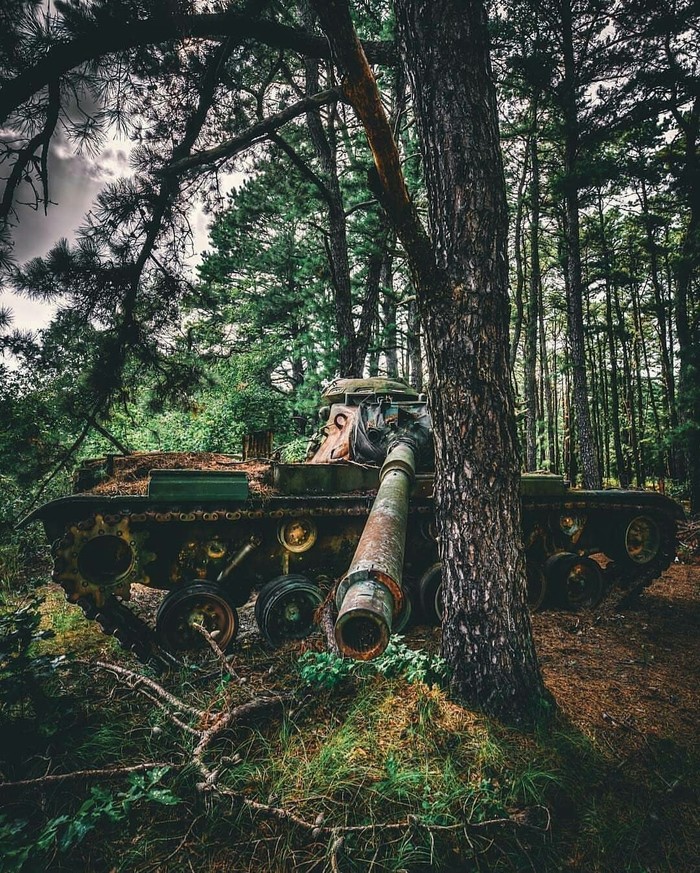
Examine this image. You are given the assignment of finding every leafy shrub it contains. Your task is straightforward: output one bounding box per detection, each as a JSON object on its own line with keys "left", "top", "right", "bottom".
{"left": 278, "top": 436, "right": 309, "bottom": 463}
{"left": 0, "top": 767, "right": 180, "bottom": 872}
{"left": 373, "top": 639, "right": 450, "bottom": 686}
{"left": 298, "top": 637, "right": 450, "bottom": 690}
{"left": 297, "top": 650, "right": 358, "bottom": 689}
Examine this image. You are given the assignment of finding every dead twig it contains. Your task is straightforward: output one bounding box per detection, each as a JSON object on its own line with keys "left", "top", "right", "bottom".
{"left": 93, "top": 660, "right": 203, "bottom": 718}
{"left": 191, "top": 622, "right": 249, "bottom": 688}
{"left": 329, "top": 831, "right": 344, "bottom": 873}
{"left": 192, "top": 695, "right": 288, "bottom": 783}
{"left": 0, "top": 762, "right": 182, "bottom": 794}
{"left": 317, "top": 591, "right": 340, "bottom": 656}
{"left": 127, "top": 685, "right": 202, "bottom": 736}
{"left": 196, "top": 780, "right": 550, "bottom": 841}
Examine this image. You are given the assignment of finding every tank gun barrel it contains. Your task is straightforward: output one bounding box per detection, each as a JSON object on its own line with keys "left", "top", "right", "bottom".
{"left": 334, "top": 440, "right": 416, "bottom": 659}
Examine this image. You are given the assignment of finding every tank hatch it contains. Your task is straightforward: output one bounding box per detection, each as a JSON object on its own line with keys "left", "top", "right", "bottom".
{"left": 321, "top": 377, "right": 420, "bottom": 405}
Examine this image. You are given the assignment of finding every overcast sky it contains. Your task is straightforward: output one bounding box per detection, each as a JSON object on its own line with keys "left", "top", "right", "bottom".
{"left": 0, "top": 132, "right": 214, "bottom": 333}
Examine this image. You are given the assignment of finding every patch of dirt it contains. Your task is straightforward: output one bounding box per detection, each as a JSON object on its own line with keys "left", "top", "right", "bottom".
{"left": 531, "top": 561, "right": 699, "bottom": 749}
{"left": 401, "top": 559, "right": 699, "bottom": 776}
{"left": 79, "top": 452, "right": 274, "bottom": 496}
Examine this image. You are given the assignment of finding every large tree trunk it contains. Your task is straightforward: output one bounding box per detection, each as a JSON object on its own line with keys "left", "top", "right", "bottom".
{"left": 673, "top": 95, "right": 700, "bottom": 512}
{"left": 312, "top": 0, "right": 547, "bottom": 722}
{"left": 394, "top": 0, "right": 546, "bottom": 718}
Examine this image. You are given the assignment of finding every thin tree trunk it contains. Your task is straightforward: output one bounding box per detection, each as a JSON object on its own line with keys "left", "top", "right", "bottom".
{"left": 524, "top": 107, "right": 541, "bottom": 471}
{"left": 510, "top": 137, "right": 529, "bottom": 369}
{"left": 301, "top": 5, "right": 356, "bottom": 376}
{"left": 382, "top": 292, "right": 399, "bottom": 378}
{"left": 595, "top": 326, "right": 610, "bottom": 482}
{"left": 539, "top": 297, "right": 556, "bottom": 472}
{"left": 640, "top": 180, "right": 676, "bottom": 436}
{"left": 630, "top": 277, "right": 646, "bottom": 486}
{"left": 596, "top": 193, "right": 629, "bottom": 487}
{"left": 406, "top": 293, "right": 423, "bottom": 391}
{"left": 560, "top": 0, "right": 601, "bottom": 489}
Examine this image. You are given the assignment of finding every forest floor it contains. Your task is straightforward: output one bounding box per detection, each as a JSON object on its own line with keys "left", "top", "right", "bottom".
{"left": 533, "top": 561, "right": 699, "bottom": 756}
{"left": 0, "top": 555, "right": 698, "bottom": 872}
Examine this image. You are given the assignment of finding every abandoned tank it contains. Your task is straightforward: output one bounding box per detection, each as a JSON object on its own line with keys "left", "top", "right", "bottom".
{"left": 22, "top": 377, "right": 684, "bottom": 664}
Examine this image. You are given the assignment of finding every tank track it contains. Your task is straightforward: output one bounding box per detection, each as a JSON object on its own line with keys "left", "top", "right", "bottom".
{"left": 75, "top": 593, "right": 177, "bottom": 669}
{"left": 606, "top": 513, "right": 679, "bottom": 609}
{"left": 51, "top": 494, "right": 680, "bottom": 664}
{"left": 52, "top": 503, "right": 382, "bottom": 667}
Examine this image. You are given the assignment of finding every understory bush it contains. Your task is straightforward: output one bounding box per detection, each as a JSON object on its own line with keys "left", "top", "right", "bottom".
{"left": 297, "top": 637, "right": 450, "bottom": 689}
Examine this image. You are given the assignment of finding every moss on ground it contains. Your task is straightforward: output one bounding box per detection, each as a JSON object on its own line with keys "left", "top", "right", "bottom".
{"left": 0, "top": 583, "right": 697, "bottom": 872}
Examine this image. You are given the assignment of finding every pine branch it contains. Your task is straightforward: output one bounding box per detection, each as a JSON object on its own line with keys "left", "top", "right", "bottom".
{"left": 16, "top": 402, "right": 102, "bottom": 521}
{"left": 93, "top": 661, "right": 204, "bottom": 719}
{"left": 269, "top": 131, "right": 333, "bottom": 206}
{"left": 0, "top": 81, "right": 60, "bottom": 225}
{"left": 0, "top": 12, "right": 395, "bottom": 125}
{"left": 165, "top": 89, "right": 343, "bottom": 176}
{"left": 87, "top": 414, "right": 132, "bottom": 455}
{"left": 0, "top": 763, "right": 182, "bottom": 795}
{"left": 112, "top": 37, "right": 238, "bottom": 396}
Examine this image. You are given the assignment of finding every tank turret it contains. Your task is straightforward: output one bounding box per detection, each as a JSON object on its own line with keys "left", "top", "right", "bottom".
{"left": 20, "top": 377, "right": 684, "bottom": 665}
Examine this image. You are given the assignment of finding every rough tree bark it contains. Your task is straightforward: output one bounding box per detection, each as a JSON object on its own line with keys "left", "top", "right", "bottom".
{"left": 672, "top": 94, "right": 700, "bottom": 512}
{"left": 310, "top": 0, "right": 548, "bottom": 722}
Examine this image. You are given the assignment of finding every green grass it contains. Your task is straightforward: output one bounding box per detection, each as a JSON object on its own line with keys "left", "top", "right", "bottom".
{"left": 0, "top": 588, "right": 698, "bottom": 872}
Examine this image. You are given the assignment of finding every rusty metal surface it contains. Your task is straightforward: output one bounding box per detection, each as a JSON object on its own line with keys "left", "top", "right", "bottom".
{"left": 334, "top": 579, "right": 393, "bottom": 659}
{"left": 334, "top": 443, "right": 417, "bottom": 658}
{"left": 321, "top": 377, "right": 419, "bottom": 405}
{"left": 341, "top": 466, "right": 411, "bottom": 608}
{"left": 307, "top": 404, "right": 357, "bottom": 464}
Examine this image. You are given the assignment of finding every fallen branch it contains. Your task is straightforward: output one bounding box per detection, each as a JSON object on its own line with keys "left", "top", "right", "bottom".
{"left": 58, "top": 657, "right": 548, "bottom": 852}
{"left": 317, "top": 591, "right": 340, "bottom": 656}
{"left": 126, "top": 685, "right": 202, "bottom": 736}
{"left": 201, "top": 784, "right": 550, "bottom": 839}
{"left": 93, "top": 660, "right": 203, "bottom": 718}
{"left": 192, "top": 696, "right": 289, "bottom": 782}
{"left": 0, "top": 762, "right": 182, "bottom": 794}
{"left": 191, "top": 622, "right": 249, "bottom": 688}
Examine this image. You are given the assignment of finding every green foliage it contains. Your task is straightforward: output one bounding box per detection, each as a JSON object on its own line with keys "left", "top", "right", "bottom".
{"left": 278, "top": 436, "right": 309, "bottom": 462}
{"left": 297, "top": 649, "right": 357, "bottom": 689}
{"left": 372, "top": 638, "right": 451, "bottom": 685}
{"left": 0, "top": 768, "right": 179, "bottom": 873}
{"left": 297, "top": 637, "right": 450, "bottom": 690}
{"left": 194, "top": 154, "right": 337, "bottom": 404}
{"left": 0, "top": 476, "right": 54, "bottom": 591}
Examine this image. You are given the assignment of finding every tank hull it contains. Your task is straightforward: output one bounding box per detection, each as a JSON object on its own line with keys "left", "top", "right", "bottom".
{"left": 21, "top": 457, "right": 683, "bottom": 662}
